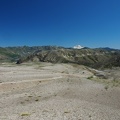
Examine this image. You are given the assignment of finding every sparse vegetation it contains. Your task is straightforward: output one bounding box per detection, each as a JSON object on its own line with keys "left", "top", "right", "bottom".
{"left": 87, "top": 76, "right": 93, "bottom": 79}
{"left": 89, "top": 114, "right": 92, "bottom": 118}
{"left": 35, "top": 99, "right": 39, "bottom": 101}
{"left": 112, "top": 79, "right": 120, "bottom": 87}
{"left": 67, "top": 78, "right": 70, "bottom": 82}
{"left": 25, "top": 99, "right": 29, "bottom": 101}
{"left": 54, "top": 94, "right": 57, "bottom": 96}
{"left": 28, "top": 95, "right": 33, "bottom": 97}
{"left": 64, "top": 110, "right": 70, "bottom": 114}
{"left": 90, "top": 77, "right": 120, "bottom": 88}
{"left": 20, "top": 102, "right": 24, "bottom": 104}
{"left": 42, "top": 109, "right": 48, "bottom": 112}
{"left": 21, "top": 112, "right": 30, "bottom": 116}
{"left": 104, "top": 85, "right": 109, "bottom": 90}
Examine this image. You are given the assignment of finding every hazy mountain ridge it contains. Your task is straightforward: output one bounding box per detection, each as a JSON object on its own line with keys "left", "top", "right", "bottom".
{"left": 0, "top": 46, "right": 120, "bottom": 68}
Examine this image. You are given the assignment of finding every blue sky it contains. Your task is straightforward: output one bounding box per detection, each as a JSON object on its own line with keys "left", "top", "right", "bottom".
{"left": 0, "top": 0, "right": 120, "bottom": 48}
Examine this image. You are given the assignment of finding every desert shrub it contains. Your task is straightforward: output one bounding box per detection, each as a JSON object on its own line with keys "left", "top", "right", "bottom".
{"left": 87, "top": 76, "right": 93, "bottom": 79}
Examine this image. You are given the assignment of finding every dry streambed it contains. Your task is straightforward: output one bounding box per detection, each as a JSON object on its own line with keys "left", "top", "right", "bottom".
{"left": 0, "top": 62, "right": 120, "bottom": 120}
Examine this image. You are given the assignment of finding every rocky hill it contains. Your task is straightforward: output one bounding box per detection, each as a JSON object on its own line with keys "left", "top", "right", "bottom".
{"left": 16, "top": 46, "right": 120, "bottom": 69}
{"left": 0, "top": 46, "right": 61, "bottom": 62}
{"left": 0, "top": 46, "right": 120, "bottom": 69}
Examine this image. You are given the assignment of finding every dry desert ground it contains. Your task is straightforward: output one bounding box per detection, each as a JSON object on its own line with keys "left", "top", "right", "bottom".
{"left": 0, "top": 62, "right": 120, "bottom": 120}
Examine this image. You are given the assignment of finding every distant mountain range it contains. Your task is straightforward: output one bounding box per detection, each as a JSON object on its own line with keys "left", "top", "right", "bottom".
{"left": 0, "top": 46, "right": 120, "bottom": 69}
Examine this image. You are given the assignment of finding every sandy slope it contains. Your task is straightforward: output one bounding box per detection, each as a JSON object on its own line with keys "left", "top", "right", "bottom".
{"left": 0, "top": 62, "right": 120, "bottom": 120}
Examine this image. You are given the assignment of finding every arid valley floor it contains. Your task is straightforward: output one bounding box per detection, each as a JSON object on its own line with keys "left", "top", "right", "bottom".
{"left": 0, "top": 62, "right": 120, "bottom": 120}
